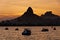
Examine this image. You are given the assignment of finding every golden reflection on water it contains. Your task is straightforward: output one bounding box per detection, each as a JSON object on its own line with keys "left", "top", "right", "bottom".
{"left": 0, "top": 26, "right": 60, "bottom": 40}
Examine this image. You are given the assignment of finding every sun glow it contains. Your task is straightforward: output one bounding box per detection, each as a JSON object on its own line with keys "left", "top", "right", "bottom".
{"left": 0, "top": 0, "right": 60, "bottom": 21}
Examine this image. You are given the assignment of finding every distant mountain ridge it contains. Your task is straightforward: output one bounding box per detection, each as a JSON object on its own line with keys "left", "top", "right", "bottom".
{"left": 0, "top": 7, "right": 60, "bottom": 26}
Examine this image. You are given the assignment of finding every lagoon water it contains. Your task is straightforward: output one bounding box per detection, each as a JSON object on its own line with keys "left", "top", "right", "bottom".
{"left": 0, "top": 26, "right": 60, "bottom": 40}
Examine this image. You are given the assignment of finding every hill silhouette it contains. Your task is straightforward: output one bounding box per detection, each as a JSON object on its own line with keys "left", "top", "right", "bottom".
{"left": 0, "top": 7, "right": 60, "bottom": 26}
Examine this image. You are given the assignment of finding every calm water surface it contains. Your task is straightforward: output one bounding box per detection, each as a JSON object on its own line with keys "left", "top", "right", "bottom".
{"left": 0, "top": 26, "right": 60, "bottom": 40}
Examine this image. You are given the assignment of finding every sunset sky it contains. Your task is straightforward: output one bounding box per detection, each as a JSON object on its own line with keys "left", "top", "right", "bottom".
{"left": 0, "top": 0, "right": 60, "bottom": 21}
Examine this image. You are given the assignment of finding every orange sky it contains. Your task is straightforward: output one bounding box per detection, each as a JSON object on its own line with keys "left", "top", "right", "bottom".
{"left": 0, "top": 0, "right": 60, "bottom": 21}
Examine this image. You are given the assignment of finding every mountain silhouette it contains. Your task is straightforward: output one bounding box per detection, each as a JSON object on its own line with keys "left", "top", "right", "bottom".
{"left": 11, "top": 7, "right": 40, "bottom": 25}
{"left": 16, "top": 7, "right": 40, "bottom": 20}
{"left": 41, "top": 11, "right": 59, "bottom": 17}
{"left": 0, "top": 7, "right": 60, "bottom": 26}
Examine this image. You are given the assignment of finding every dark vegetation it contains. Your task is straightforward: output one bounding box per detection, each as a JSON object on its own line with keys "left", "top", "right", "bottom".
{"left": 0, "top": 7, "right": 60, "bottom": 26}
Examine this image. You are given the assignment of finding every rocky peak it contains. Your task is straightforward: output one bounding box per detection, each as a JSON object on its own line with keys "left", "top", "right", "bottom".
{"left": 44, "top": 11, "right": 53, "bottom": 16}
{"left": 27, "top": 7, "right": 33, "bottom": 13}
{"left": 41, "top": 11, "right": 58, "bottom": 17}
{"left": 24, "top": 7, "right": 34, "bottom": 15}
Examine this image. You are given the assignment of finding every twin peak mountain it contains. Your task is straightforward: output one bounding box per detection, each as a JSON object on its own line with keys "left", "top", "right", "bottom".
{"left": 15, "top": 7, "right": 59, "bottom": 21}
{"left": 16, "top": 7, "right": 59, "bottom": 19}
{"left": 0, "top": 7, "right": 60, "bottom": 26}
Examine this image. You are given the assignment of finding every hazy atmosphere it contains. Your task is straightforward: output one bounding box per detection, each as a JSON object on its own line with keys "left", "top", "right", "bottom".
{"left": 0, "top": 0, "right": 60, "bottom": 21}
